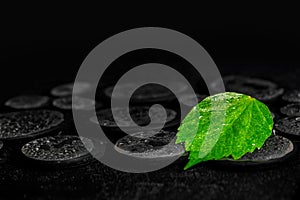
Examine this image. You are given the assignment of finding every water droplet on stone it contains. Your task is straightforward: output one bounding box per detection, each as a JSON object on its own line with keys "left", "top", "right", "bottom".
{"left": 5, "top": 95, "right": 49, "bottom": 109}
{"left": 275, "top": 116, "right": 300, "bottom": 137}
{"left": 115, "top": 130, "right": 185, "bottom": 159}
{"left": 0, "top": 110, "right": 64, "bottom": 140}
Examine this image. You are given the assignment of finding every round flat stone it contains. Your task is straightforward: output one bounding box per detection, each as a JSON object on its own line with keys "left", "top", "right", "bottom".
{"left": 220, "top": 135, "right": 294, "bottom": 163}
{"left": 0, "top": 110, "right": 64, "bottom": 140}
{"left": 280, "top": 103, "right": 300, "bottom": 116}
{"left": 282, "top": 89, "right": 300, "bottom": 103}
{"left": 239, "top": 136, "right": 293, "bottom": 161}
{"left": 51, "top": 82, "right": 91, "bottom": 97}
{"left": 250, "top": 88, "right": 284, "bottom": 101}
{"left": 275, "top": 117, "right": 300, "bottom": 137}
{"left": 104, "top": 82, "right": 188, "bottom": 102}
{"left": 115, "top": 130, "right": 185, "bottom": 159}
{"left": 92, "top": 106, "right": 177, "bottom": 128}
{"left": 53, "top": 96, "right": 95, "bottom": 110}
{"left": 178, "top": 93, "right": 207, "bottom": 107}
{"left": 219, "top": 75, "right": 284, "bottom": 101}
{"left": 21, "top": 135, "right": 94, "bottom": 162}
{"left": 5, "top": 95, "right": 49, "bottom": 109}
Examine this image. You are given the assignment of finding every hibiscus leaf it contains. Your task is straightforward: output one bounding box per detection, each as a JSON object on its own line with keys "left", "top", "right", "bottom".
{"left": 176, "top": 92, "right": 273, "bottom": 170}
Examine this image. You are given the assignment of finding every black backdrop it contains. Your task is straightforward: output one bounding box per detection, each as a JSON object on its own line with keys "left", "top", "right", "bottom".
{"left": 1, "top": 8, "right": 300, "bottom": 99}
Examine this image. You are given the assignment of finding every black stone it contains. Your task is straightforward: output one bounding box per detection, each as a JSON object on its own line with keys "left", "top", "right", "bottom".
{"left": 104, "top": 82, "right": 188, "bottom": 102}
{"left": 52, "top": 96, "right": 96, "bottom": 110}
{"left": 282, "top": 89, "right": 300, "bottom": 103}
{"left": 21, "top": 135, "right": 95, "bottom": 163}
{"left": 115, "top": 130, "right": 185, "bottom": 158}
{"left": 219, "top": 135, "right": 294, "bottom": 164}
{"left": 275, "top": 116, "right": 300, "bottom": 138}
{"left": 0, "top": 110, "right": 64, "bottom": 140}
{"left": 5, "top": 95, "right": 49, "bottom": 109}
{"left": 50, "top": 82, "right": 91, "bottom": 97}
{"left": 280, "top": 103, "right": 300, "bottom": 116}
{"left": 94, "top": 106, "right": 177, "bottom": 128}
{"left": 221, "top": 75, "right": 284, "bottom": 101}
{"left": 178, "top": 93, "right": 207, "bottom": 107}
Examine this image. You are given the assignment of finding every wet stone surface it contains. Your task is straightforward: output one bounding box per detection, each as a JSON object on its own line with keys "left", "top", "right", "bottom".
{"left": 251, "top": 88, "right": 284, "bottom": 101}
{"left": 236, "top": 135, "right": 293, "bottom": 162}
{"left": 115, "top": 130, "right": 185, "bottom": 158}
{"left": 94, "top": 106, "right": 177, "bottom": 127}
{"left": 280, "top": 103, "right": 300, "bottom": 116}
{"left": 53, "top": 96, "right": 96, "bottom": 110}
{"left": 282, "top": 89, "right": 300, "bottom": 103}
{"left": 21, "top": 135, "right": 94, "bottom": 162}
{"left": 0, "top": 110, "right": 64, "bottom": 140}
{"left": 51, "top": 82, "right": 91, "bottom": 97}
{"left": 178, "top": 93, "right": 207, "bottom": 107}
{"left": 221, "top": 75, "right": 284, "bottom": 101}
{"left": 104, "top": 82, "right": 188, "bottom": 102}
{"left": 275, "top": 117, "right": 300, "bottom": 137}
{"left": 5, "top": 95, "right": 49, "bottom": 109}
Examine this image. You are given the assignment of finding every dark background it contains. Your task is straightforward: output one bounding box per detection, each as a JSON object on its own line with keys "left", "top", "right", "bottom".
{"left": 1, "top": 7, "right": 300, "bottom": 98}
{"left": 0, "top": 6, "right": 300, "bottom": 199}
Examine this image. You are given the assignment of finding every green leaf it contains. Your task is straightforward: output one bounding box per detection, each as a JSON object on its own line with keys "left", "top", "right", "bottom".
{"left": 176, "top": 92, "right": 273, "bottom": 170}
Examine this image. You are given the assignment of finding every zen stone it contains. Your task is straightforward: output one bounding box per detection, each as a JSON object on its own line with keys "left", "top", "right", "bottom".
{"left": 222, "top": 135, "right": 294, "bottom": 163}
{"left": 275, "top": 117, "right": 300, "bottom": 137}
{"left": 280, "top": 103, "right": 300, "bottom": 116}
{"left": 104, "top": 82, "right": 188, "bottom": 102}
{"left": 21, "top": 135, "right": 95, "bottom": 163}
{"left": 51, "top": 82, "right": 91, "bottom": 97}
{"left": 282, "top": 89, "right": 300, "bottom": 103}
{"left": 93, "top": 106, "right": 177, "bottom": 128}
{"left": 114, "top": 130, "right": 185, "bottom": 159}
{"left": 5, "top": 95, "right": 49, "bottom": 109}
{"left": 52, "top": 96, "right": 96, "bottom": 110}
{"left": 0, "top": 110, "right": 64, "bottom": 140}
{"left": 178, "top": 93, "right": 207, "bottom": 107}
{"left": 239, "top": 135, "right": 293, "bottom": 161}
{"left": 218, "top": 75, "right": 284, "bottom": 101}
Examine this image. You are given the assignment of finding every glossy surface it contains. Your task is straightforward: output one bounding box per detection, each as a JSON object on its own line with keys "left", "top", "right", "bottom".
{"left": 178, "top": 93, "right": 207, "bottom": 107}
{"left": 282, "top": 89, "right": 300, "bottom": 102}
{"left": 51, "top": 82, "right": 91, "bottom": 97}
{"left": 53, "top": 96, "right": 95, "bottom": 110}
{"left": 280, "top": 103, "right": 300, "bottom": 116}
{"left": 220, "top": 75, "right": 284, "bottom": 101}
{"left": 5, "top": 95, "right": 49, "bottom": 109}
{"left": 104, "top": 82, "right": 188, "bottom": 102}
{"left": 0, "top": 110, "right": 64, "bottom": 140}
{"left": 115, "top": 130, "right": 185, "bottom": 158}
{"left": 21, "top": 135, "right": 94, "bottom": 162}
{"left": 222, "top": 135, "right": 294, "bottom": 162}
{"left": 93, "top": 106, "right": 177, "bottom": 127}
{"left": 275, "top": 116, "right": 300, "bottom": 137}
